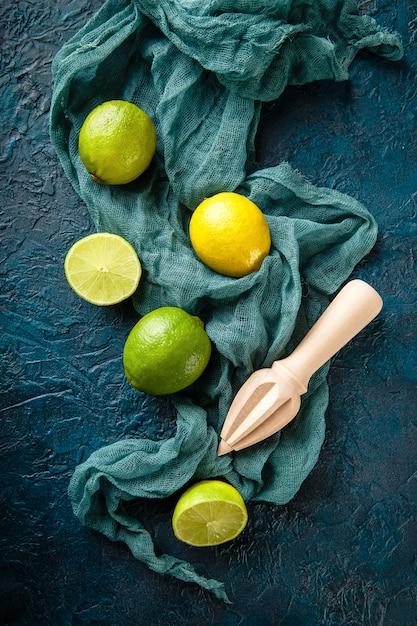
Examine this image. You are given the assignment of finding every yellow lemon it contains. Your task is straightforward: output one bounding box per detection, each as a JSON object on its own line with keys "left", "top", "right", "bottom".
{"left": 172, "top": 480, "right": 248, "bottom": 547}
{"left": 189, "top": 192, "right": 271, "bottom": 277}
{"left": 78, "top": 100, "right": 157, "bottom": 185}
{"left": 123, "top": 306, "right": 211, "bottom": 395}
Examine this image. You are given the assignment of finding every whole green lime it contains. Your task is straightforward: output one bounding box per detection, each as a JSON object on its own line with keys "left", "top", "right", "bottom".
{"left": 78, "top": 100, "right": 157, "bottom": 185}
{"left": 123, "top": 307, "right": 212, "bottom": 395}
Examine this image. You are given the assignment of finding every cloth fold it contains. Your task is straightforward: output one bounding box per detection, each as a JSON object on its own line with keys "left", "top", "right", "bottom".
{"left": 50, "top": 0, "right": 402, "bottom": 601}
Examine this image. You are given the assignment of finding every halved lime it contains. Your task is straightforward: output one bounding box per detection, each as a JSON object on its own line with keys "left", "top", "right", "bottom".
{"left": 64, "top": 232, "right": 142, "bottom": 305}
{"left": 172, "top": 480, "right": 248, "bottom": 547}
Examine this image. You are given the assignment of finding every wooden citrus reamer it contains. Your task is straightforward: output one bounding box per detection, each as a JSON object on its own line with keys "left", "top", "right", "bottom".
{"left": 217, "top": 280, "right": 383, "bottom": 455}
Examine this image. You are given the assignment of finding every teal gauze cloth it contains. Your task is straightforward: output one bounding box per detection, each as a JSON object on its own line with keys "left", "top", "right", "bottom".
{"left": 50, "top": 0, "right": 402, "bottom": 602}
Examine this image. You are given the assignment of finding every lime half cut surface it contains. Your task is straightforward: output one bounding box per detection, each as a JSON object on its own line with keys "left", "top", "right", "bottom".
{"left": 172, "top": 480, "right": 248, "bottom": 547}
{"left": 64, "top": 232, "right": 142, "bottom": 306}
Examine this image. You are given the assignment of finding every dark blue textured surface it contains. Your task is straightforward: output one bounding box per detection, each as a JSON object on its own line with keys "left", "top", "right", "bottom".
{"left": 1, "top": 1, "right": 416, "bottom": 625}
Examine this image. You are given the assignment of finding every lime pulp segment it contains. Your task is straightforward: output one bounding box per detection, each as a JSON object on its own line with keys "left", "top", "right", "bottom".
{"left": 172, "top": 480, "right": 248, "bottom": 547}
{"left": 173, "top": 499, "right": 248, "bottom": 546}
